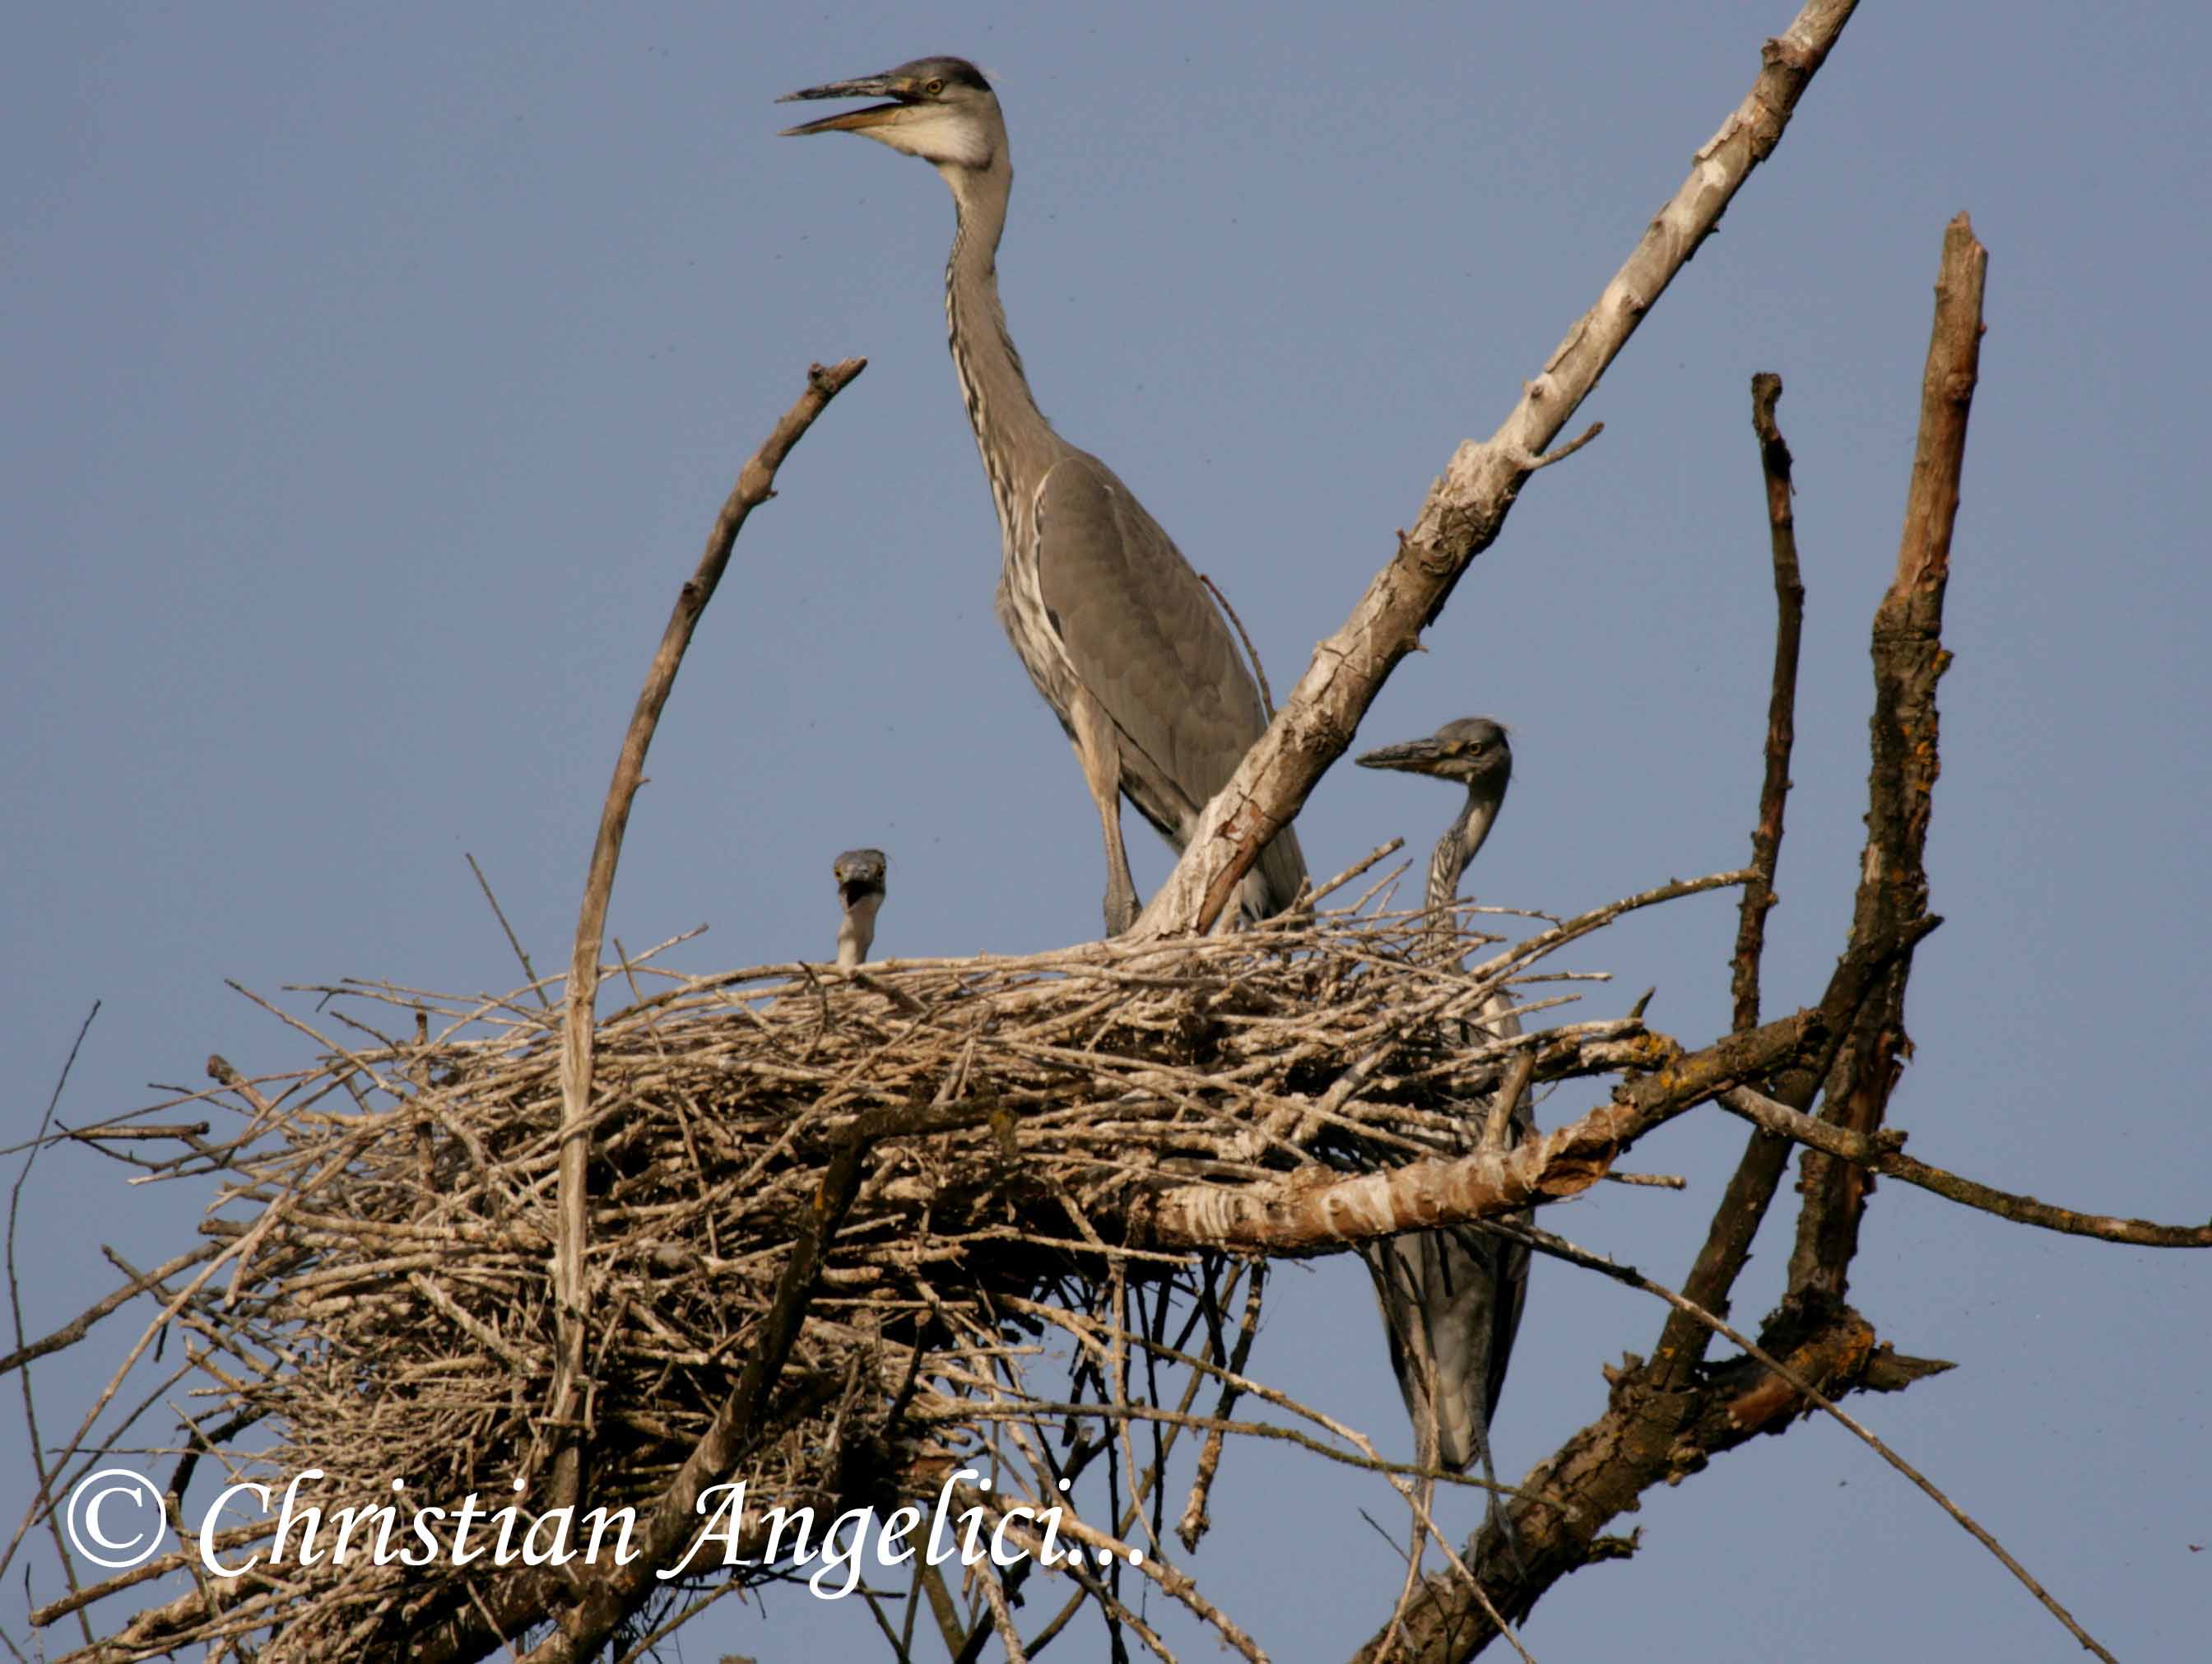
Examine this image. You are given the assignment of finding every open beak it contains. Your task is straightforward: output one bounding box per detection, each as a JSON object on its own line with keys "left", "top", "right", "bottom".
{"left": 1355, "top": 737, "right": 1453, "bottom": 777}
{"left": 778, "top": 73, "right": 913, "bottom": 137}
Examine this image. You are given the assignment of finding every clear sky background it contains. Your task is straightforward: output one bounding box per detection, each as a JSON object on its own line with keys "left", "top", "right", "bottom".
{"left": 6, "top": 3, "right": 2206, "bottom": 1659}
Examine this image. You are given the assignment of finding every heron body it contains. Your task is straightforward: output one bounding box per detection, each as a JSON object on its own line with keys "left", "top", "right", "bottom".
{"left": 1355, "top": 718, "right": 1532, "bottom": 1483}
{"left": 780, "top": 58, "right": 1306, "bottom": 933}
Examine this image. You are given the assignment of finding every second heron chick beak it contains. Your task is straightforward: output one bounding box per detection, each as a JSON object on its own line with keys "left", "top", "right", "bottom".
{"left": 1355, "top": 737, "right": 1453, "bottom": 777}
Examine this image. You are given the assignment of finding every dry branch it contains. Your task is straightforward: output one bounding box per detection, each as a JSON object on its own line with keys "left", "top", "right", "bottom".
{"left": 1650, "top": 370, "right": 1810, "bottom": 1392}
{"left": 1131, "top": 0, "right": 1862, "bottom": 937}
{"left": 1141, "top": 1008, "right": 1811, "bottom": 1253}
{"left": 1787, "top": 214, "right": 1986, "bottom": 1305}
{"left": 1339, "top": 215, "right": 2048, "bottom": 1662}
{"left": 1730, "top": 370, "right": 1805, "bottom": 1030}
{"left": 1496, "top": 1220, "right": 2109, "bottom": 1664}
{"left": 1716, "top": 1088, "right": 2212, "bottom": 1248}
{"left": 550, "top": 356, "right": 867, "bottom": 1510}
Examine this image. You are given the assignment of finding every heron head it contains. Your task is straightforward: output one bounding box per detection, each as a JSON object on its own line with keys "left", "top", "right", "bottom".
{"left": 1355, "top": 717, "right": 1513, "bottom": 795}
{"left": 832, "top": 848, "right": 889, "bottom": 911}
{"left": 778, "top": 57, "right": 1004, "bottom": 171}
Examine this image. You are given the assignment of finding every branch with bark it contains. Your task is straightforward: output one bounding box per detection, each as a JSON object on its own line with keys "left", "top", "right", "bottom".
{"left": 1345, "top": 212, "right": 2042, "bottom": 1663}
{"left": 1132, "top": 0, "right": 1862, "bottom": 938}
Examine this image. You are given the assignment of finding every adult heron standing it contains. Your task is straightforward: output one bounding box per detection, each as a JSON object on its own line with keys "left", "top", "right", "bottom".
{"left": 1355, "top": 717, "right": 1532, "bottom": 1496}
{"left": 779, "top": 57, "right": 1306, "bottom": 934}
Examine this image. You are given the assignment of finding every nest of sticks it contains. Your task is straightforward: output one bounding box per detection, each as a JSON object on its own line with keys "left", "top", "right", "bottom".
{"left": 47, "top": 865, "right": 1700, "bottom": 1662}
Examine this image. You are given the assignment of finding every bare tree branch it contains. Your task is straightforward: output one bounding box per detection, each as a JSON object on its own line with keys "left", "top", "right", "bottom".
{"left": 1730, "top": 370, "right": 1805, "bottom": 1030}
{"left": 547, "top": 357, "right": 867, "bottom": 1507}
{"left": 1716, "top": 1087, "right": 2212, "bottom": 1248}
{"left": 1131, "top": 0, "right": 1862, "bottom": 937}
{"left": 1492, "top": 1220, "right": 2113, "bottom": 1664}
{"left": 1650, "top": 370, "right": 1810, "bottom": 1387}
{"left": 466, "top": 851, "right": 551, "bottom": 1010}
{"left": 1348, "top": 216, "right": 2002, "bottom": 1661}
{"left": 1201, "top": 573, "right": 1275, "bottom": 720}
{"left": 1787, "top": 214, "right": 1986, "bottom": 1304}
{"left": 0, "top": 1243, "right": 221, "bottom": 1380}
{"left": 1142, "top": 1011, "right": 1813, "bottom": 1253}
{"left": 8, "top": 1003, "right": 101, "bottom": 1648}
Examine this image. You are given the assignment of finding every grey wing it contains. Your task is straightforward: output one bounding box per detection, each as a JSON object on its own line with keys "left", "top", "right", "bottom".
{"left": 1032, "top": 453, "right": 1308, "bottom": 910}
{"left": 1364, "top": 1225, "right": 1522, "bottom": 1475}
{"left": 1366, "top": 995, "right": 1534, "bottom": 1474}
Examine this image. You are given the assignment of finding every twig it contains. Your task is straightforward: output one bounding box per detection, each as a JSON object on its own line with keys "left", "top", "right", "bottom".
{"left": 465, "top": 852, "right": 550, "bottom": 1010}
{"left": 1654, "top": 370, "right": 1810, "bottom": 1387}
{"left": 8, "top": 1003, "right": 100, "bottom": 1648}
{"left": 1482, "top": 1048, "right": 1536, "bottom": 1150}
{"left": 1717, "top": 1087, "right": 2212, "bottom": 1247}
{"left": 1524, "top": 420, "right": 1604, "bottom": 470}
{"left": 1306, "top": 838, "right": 1406, "bottom": 909}
{"left": 1175, "top": 1261, "right": 1265, "bottom": 1551}
{"left": 0, "top": 1243, "right": 222, "bottom": 1379}
{"left": 1729, "top": 370, "right": 1805, "bottom": 1031}
{"left": 1495, "top": 1217, "right": 2117, "bottom": 1664}
{"left": 1199, "top": 573, "right": 1274, "bottom": 719}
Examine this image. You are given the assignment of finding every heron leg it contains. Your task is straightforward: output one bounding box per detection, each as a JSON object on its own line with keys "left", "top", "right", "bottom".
{"left": 1097, "top": 803, "right": 1140, "bottom": 936}
{"left": 1068, "top": 694, "right": 1141, "bottom": 935}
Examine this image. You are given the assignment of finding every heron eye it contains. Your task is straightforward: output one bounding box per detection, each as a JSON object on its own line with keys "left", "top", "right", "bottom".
{"left": 925, "top": 77, "right": 946, "bottom": 95}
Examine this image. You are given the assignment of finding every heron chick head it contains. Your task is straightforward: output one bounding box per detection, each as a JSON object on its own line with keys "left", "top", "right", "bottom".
{"left": 833, "top": 848, "right": 889, "bottom": 970}
{"left": 778, "top": 58, "right": 1003, "bottom": 171}
{"left": 833, "top": 848, "right": 889, "bottom": 912}
{"left": 1355, "top": 717, "right": 1513, "bottom": 793}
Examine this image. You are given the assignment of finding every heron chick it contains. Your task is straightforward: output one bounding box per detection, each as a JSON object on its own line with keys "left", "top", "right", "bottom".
{"left": 833, "top": 848, "right": 888, "bottom": 969}
{"left": 1355, "top": 717, "right": 1531, "bottom": 1492}
{"left": 780, "top": 58, "right": 1306, "bottom": 935}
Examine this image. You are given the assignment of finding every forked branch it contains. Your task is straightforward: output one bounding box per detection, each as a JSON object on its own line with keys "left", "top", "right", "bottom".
{"left": 1132, "top": 0, "right": 1862, "bottom": 937}
{"left": 1787, "top": 214, "right": 1986, "bottom": 1304}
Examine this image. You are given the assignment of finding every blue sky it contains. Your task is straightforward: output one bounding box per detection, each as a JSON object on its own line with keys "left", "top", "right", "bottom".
{"left": 6, "top": 3, "right": 2207, "bottom": 1658}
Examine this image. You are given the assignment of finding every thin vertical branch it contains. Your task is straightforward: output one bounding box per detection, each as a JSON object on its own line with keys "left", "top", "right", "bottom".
{"left": 8, "top": 1004, "right": 101, "bottom": 1649}
{"left": 466, "top": 851, "right": 551, "bottom": 1009}
{"left": 1787, "top": 215, "right": 1985, "bottom": 1304}
{"left": 1730, "top": 370, "right": 1805, "bottom": 1031}
{"left": 546, "top": 358, "right": 867, "bottom": 1506}
{"left": 1178, "top": 1261, "right": 1266, "bottom": 1551}
{"left": 1651, "top": 371, "right": 1808, "bottom": 1389}
{"left": 1201, "top": 573, "right": 1276, "bottom": 719}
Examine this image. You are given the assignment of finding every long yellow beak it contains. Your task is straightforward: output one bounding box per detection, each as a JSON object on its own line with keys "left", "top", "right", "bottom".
{"left": 777, "top": 74, "right": 912, "bottom": 137}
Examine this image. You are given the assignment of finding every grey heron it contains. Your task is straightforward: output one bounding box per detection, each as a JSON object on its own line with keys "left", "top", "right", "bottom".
{"left": 779, "top": 58, "right": 1306, "bottom": 934}
{"left": 834, "top": 848, "right": 888, "bottom": 969}
{"left": 1355, "top": 717, "right": 1531, "bottom": 1494}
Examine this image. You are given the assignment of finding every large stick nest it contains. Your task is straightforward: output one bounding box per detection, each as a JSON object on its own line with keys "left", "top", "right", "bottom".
{"left": 54, "top": 885, "right": 1673, "bottom": 1661}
